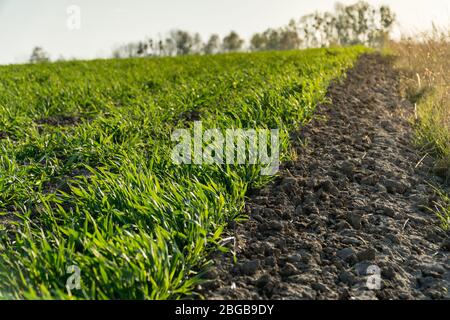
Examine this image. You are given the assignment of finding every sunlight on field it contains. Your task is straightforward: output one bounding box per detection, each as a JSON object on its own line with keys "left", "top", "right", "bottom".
{"left": 0, "top": 47, "right": 367, "bottom": 299}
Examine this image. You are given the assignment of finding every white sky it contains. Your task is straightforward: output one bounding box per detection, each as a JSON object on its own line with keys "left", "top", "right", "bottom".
{"left": 0, "top": 0, "right": 449, "bottom": 64}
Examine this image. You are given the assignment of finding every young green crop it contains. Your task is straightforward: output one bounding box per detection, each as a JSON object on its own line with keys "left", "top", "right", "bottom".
{"left": 0, "top": 47, "right": 368, "bottom": 299}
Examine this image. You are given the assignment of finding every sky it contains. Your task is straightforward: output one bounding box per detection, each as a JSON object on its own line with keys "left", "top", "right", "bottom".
{"left": 0, "top": 0, "right": 449, "bottom": 64}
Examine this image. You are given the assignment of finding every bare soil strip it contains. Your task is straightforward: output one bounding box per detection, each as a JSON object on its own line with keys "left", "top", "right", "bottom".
{"left": 203, "top": 54, "right": 450, "bottom": 300}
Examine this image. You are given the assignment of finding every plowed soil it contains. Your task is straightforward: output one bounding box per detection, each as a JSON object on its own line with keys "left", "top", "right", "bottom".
{"left": 202, "top": 54, "right": 450, "bottom": 300}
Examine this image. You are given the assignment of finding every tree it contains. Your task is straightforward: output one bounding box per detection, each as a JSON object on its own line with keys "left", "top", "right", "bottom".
{"left": 264, "top": 29, "right": 281, "bottom": 50}
{"left": 251, "top": 26, "right": 300, "bottom": 52}
{"left": 299, "top": 14, "right": 318, "bottom": 48}
{"left": 164, "top": 38, "right": 176, "bottom": 56}
{"left": 191, "top": 33, "right": 203, "bottom": 54}
{"left": 170, "top": 30, "right": 195, "bottom": 55}
{"left": 136, "top": 41, "right": 148, "bottom": 56}
{"left": 222, "top": 31, "right": 244, "bottom": 52}
{"left": 250, "top": 33, "right": 267, "bottom": 51}
{"left": 204, "top": 34, "right": 221, "bottom": 54}
{"left": 29, "top": 47, "right": 50, "bottom": 63}
{"left": 277, "top": 27, "right": 301, "bottom": 50}
{"left": 380, "top": 5, "right": 395, "bottom": 30}
{"left": 373, "top": 5, "right": 396, "bottom": 47}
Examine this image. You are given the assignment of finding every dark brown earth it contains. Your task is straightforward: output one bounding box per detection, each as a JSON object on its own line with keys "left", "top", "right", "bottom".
{"left": 201, "top": 54, "right": 450, "bottom": 300}
{"left": 35, "top": 114, "right": 82, "bottom": 126}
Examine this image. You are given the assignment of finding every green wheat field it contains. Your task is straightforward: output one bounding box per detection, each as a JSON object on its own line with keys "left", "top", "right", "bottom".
{"left": 0, "top": 47, "right": 368, "bottom": 299}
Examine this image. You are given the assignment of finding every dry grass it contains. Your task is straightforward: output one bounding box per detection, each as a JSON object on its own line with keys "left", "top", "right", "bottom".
{"left": 388, "top": 29, "right": 450, "bottom": 228}
{"left": 388, "top": 30, "right": 450, "bottom": 182}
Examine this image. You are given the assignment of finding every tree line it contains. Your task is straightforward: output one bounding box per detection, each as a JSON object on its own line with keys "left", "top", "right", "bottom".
{"left": 30, "top": 1, "right": 395, "bottom": 62}
{"left": 252, "top": 1, "right": 395, "bottom": 51}
{"left": 111, "top": 30, "right": 245, "bottom": 58}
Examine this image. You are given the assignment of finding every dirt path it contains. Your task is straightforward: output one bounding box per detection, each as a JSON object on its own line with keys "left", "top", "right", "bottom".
{"left": 202, "top": 54, "right": 450, "bottom": 300}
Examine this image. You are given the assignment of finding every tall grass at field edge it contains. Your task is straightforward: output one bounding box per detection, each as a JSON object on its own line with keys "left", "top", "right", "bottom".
{"left": 388, "top": 31, "right": 450, "bottom": 229}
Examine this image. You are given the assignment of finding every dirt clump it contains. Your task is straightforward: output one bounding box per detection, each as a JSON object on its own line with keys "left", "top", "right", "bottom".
{"left": 35, "top": 115, "right": 82, "bottom": 126}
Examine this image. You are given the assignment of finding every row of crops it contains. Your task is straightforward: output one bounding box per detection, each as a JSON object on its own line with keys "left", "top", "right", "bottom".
{"left": 0, "top": 47, "right": 367, "bottom": 299}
